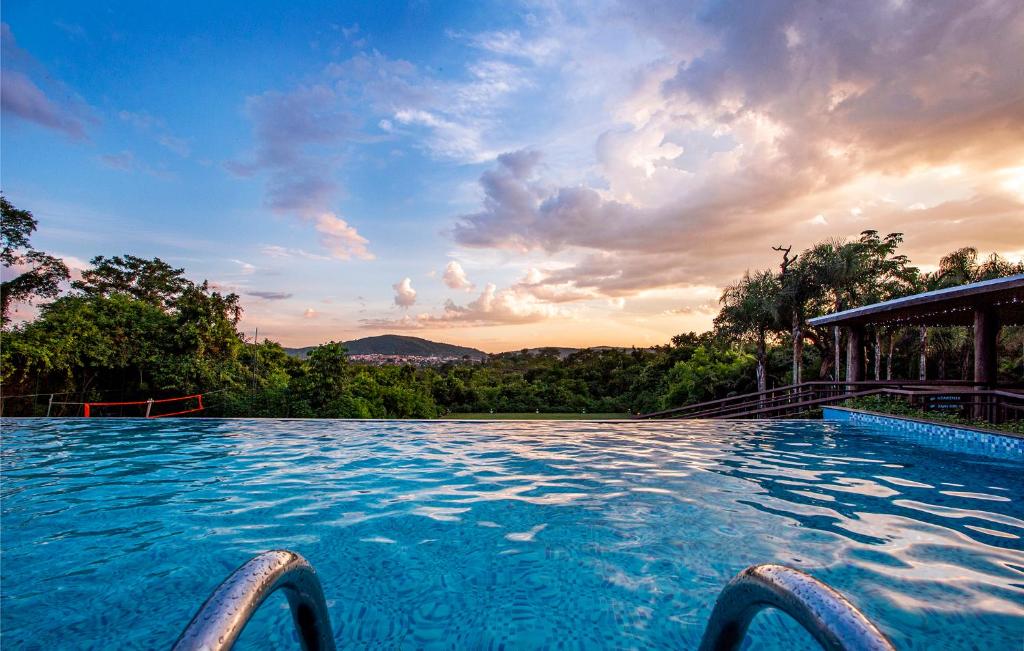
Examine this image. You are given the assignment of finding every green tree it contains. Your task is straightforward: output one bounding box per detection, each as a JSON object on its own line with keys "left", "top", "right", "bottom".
{"left": 804, "top": 237, "right": 871, "bottom": 379}
{"left": 856, "top": 231, "right": 917, "bottom": 380}
{"left": 772, "top": 246, "right": 823, "bottom": 385}
{"left": 715, "top": 270, "right": 782, "bottom": 393}
{"left": 1, "top": 195, "right": 70, "bottom": 325}
{"left": 662, "top": 346, "right": 755, "bottom": 408}
{"left": 72, "top": 254, "right": 193, "bottom": 309}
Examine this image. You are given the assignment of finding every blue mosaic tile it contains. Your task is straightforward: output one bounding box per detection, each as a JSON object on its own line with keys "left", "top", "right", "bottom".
{"left": 823, "top": 407, "right": 1024, "bottom": 461}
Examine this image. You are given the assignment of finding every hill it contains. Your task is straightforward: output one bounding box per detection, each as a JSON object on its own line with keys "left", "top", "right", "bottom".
{"left": 284, "top": 335, "right": 487, "bottom": 360}
{"left": 495, "top": 346, "right": 642, "bottom": 359}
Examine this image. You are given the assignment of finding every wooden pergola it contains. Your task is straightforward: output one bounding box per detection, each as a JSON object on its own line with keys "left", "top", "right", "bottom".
{"left": 808, "top": 274, "right": 1024, "bottom": 387}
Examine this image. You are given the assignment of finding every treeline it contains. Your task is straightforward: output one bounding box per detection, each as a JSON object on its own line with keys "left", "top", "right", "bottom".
{"left": 1, "top": 196, "right": 1022, "bottom": 418}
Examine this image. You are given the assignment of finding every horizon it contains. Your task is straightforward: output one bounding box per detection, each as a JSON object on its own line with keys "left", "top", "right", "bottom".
{"left": 3, "top": 1, "right": 1023, "bottom": 350}
{"left": 281, "top": 332, "right": 651, "bottom": 355}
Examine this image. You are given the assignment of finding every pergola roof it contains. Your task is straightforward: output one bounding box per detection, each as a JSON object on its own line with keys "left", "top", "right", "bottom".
{"left": 807, "top": 274, "right": 1024, "bottom": 328}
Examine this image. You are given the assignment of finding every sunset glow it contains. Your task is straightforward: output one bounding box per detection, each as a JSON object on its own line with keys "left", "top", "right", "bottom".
{"left": 3, "top": 1, "right": 1022, "bottom": 351}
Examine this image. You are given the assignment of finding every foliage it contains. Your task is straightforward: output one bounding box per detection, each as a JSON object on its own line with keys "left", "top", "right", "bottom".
{"left": 1, "top": 201, "right": 1022, "bottom": 423}
{"left": 1, "top": 195, "right": 70, "bottom": 325}
{"left": 72, "top": 254, "right": 195, "bottom": 309}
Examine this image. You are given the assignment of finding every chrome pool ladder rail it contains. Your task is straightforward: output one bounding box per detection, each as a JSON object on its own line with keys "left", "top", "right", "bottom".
{"left": 173, "top": 552, "right": 893, "bottom": 651}
{"left": 172, "top": 550, "right": 336, "bottom": 651}
{"left": 698, "top": 564, "right": 895, "bottom": 651}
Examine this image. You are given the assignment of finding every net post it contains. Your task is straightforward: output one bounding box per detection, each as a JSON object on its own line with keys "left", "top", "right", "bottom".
{"left": 145, "top": 398, "right": 154, "bottom": 418}
{"left": 47, "top": 394, "right": 54, "bottom": 417}
{"left": 84, "top": 403, "right": 91, "bottom": 418}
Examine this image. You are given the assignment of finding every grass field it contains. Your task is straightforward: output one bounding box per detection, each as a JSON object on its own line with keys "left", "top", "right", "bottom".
{"left": 445, "top": 412, "right": 630, "bottom": 420}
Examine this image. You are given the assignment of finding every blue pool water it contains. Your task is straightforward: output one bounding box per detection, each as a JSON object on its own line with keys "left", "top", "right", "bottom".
{"left": 1, "top": 418, "right": 1022, "bottom": 650}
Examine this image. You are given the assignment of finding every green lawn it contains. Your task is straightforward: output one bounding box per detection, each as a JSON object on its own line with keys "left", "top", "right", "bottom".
{"left": 445, "top": 412, "right": 630, "bottom": 420}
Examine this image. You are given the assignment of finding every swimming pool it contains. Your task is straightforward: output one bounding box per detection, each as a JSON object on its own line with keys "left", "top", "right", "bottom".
{"left": 1, "top": 418, "right": 1021, "bottom": 649}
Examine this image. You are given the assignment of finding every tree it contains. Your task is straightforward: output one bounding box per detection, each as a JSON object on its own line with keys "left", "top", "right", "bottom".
{"left": 1, "top": 195, "right": 70, "bottom": 325}
{"left": 296, "top": 342, "right": 351, "bottom": 412}
{"left": 662, "top": 345, "right": 755, "bottom": 407}
{"left": 936, "top": 247, "right": 1023, "bottom": 286}
{"left": 773, "top": 245, "right": 821, "bottom": 385}
{"left": 72, "top": 254, "right": 193, "bottom": 309}
{"left": 856, "top": 231, "right": 917, "bottom": 379}
{"left": 715, "top": 270, "right": 782, "bottom": 393}
{"left": 805, "top": 237, "right": 871, "bottom": 380}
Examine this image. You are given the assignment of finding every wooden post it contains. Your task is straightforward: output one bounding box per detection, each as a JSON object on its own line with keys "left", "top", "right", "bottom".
{"left": 46, "top": 394, "right": 54, "bottom": 417}
{"left": 145, "top": 398, "right": 154, "bottom": 418}
{"left": 873, "top": 329, "right": 881, "bottom": 380}
{"left": 973, "top": 307, "right": 998, "bottom": 387}
{"left": 918, "top": 325, "right": 927, "bottom": 381}
{"left": 846, "top": 324, "right": 865, "bottom": 390}
{"left": 833, "top": 325, "right": 842, "bottom": 381}
{"left": 973, "top": 307, "right": 999, "bottom": 421}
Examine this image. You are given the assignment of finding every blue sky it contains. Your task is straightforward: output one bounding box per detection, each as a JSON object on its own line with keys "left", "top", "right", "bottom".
{"left": 3, "top": 1, "right": 1023, "bottom": 350}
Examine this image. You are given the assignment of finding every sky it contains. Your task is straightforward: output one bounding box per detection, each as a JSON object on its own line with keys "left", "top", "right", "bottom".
{"left": 2, "top": 0, "right": 1023, "bottom": 352}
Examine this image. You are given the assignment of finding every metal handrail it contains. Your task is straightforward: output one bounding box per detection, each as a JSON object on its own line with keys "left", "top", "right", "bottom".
{"left": 698, "top": 564, "right": 894, "bottom": 651}
{"left": 638, "top": 379, "right": 989, "bottom": 419}
{"left": 639, "top": 381, "right": 1024, "bottom": 422}
{"left": 173, "top": 550, "right": 336, "bottom": 651}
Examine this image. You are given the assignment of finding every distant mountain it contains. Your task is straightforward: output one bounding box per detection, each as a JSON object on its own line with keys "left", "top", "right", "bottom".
{"left": 495, "top": 346, "right": 640, "bottom": 359}
{"left": 498, "top": 347, "right": 580, "bottom": 359}
{"left": 284, "top": 335, "right": 487, "bottom": 360}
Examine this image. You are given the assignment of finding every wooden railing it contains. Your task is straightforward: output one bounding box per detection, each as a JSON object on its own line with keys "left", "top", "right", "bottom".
{"left": 637, "top": 380, "right": 1024, "bottom": 426}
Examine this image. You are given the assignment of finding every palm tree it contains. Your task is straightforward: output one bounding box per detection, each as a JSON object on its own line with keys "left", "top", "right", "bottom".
{"left": 715, "top": 270, "right": 782, "bottom": 393}
{"left": 805, "top": 238, "right": 869, "bottom": 380}
{"left": 920, "top": 248, "right": 1024, "bottom": 381}
{"left": 857, "top": 231, "right": 917, "bottom": 379}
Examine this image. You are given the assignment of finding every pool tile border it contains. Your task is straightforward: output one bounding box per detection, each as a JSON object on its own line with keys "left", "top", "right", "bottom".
{"left": 823, "top": 406, "right": 1023, "bottom": 460}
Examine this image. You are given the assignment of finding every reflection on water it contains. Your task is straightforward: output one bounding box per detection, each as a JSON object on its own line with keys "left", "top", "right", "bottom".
{"left": 1, "top": 418, "right": 1021, "bottom": 649}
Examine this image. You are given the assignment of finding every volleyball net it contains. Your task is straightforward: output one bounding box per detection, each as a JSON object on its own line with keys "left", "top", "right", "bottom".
{"left": 83, "top": 394, "right": 204, "bottom": 418}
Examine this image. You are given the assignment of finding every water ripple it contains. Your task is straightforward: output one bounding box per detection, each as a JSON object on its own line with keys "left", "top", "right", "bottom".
{"left": 1, "top": 417, "right": 1021, "bottom": 649}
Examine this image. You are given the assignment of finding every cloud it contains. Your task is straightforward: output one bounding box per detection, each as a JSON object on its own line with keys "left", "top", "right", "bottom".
{"left": 392, "top": 277, "right": 417, "bottom": 308}
{"left": 442, "top": 260, "right": 473, "bottom": 290}
{"left": 247, "top": 291, "right": 293, "bottom": 300}
{"left": 98, "top": 149, "right": 173, "bottom": 179}
{"left": 460, "top": 29, "right": 562, "bottom": 65}
{"left": 1, "top": 71, "right": 86, "bottom": 139}
{"left": 260, "top": 245, "right": 331, "bottom": 261}
{"left": 444, "top": 1, "right": 1024, "bottom": 301}
{"left": 303, "top": 308, "right": 318, "bottom": 319}
{"left": 228, "top": 84, "right": 375, "bottom": 260}
{"left": 1, "top": 23, "right": 92, "bottom": 139}
{"left": 365, "top": 280, "right": 567, "bottom": 329}
{"left": 226, "top": 85, "right": 350, "bottom": 211}
{"left": 513, "top": 267, "right": 599, "bottom": 303}
{"left": 100, "top": 150, "right": 135, "bottom": 171}
{"left": 315, "top": 213, "right": 373, "bottom": 260}
{"left": 118, "top": 110, "right": 191, "bottom": 157}
{"left": 231, "top": 259, "right": 257, "bottom": 275}
{"left": 325, "top": 47, "right": 535, "bottom": 163}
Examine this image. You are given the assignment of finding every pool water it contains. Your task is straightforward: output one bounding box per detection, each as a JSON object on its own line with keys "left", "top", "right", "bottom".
{"left": 1, "top": 419, "right": 1022, "bottom": 649}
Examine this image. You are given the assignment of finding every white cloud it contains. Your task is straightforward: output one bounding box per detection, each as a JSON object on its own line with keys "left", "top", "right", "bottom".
{"left": 260, "top": 245, "right": 331, "bottom": 261}
{"left": 442, "top": 260, "right": 473, "bottom": 290}
{"left": 314, "top": 213, "right": 374, "bottom": 261}
{"left": 441, "top": 0, "right": 1024, "bottom": 304}
{"left": 365, "top": 280, "right": 569, "bottom": 329}
{"left": 393, "top": 277, "right": 417, "bottom": 308}
{"left": 230, "top": 259, "right": 256, "bottom": 274}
